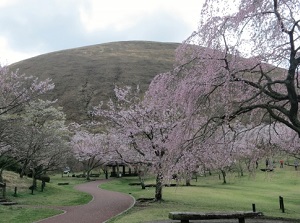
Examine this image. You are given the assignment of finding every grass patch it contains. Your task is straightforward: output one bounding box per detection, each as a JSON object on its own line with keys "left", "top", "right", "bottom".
{"left": 3, "top": 171, "right": 92, "bottom": 206}
{"left": 101, "top": 166, "right": 300, "bottom": 222}
{"left": 1, "top": 166, "right": 299, "bottom": 223}
{"left": 0, "top": 171, "right": 95, "bottom": 222}
{"left": 0, "top": 206, "right": 63, "bottom": 223}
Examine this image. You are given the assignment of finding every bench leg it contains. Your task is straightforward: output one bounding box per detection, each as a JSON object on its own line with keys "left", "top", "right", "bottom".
{"left": 238, "top": 217, "right": 245, "bottom": 223}
{"left": 181, "top": 220, "right": 189, "bottom": 223}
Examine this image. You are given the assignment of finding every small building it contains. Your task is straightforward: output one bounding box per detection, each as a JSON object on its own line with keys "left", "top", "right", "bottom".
{"left": 105, "top": 161, "right": 138, "bottom": 177}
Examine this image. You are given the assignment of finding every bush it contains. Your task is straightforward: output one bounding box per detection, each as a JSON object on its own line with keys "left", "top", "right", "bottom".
{"left": 36, "top": 175, "right": 50, "bottom": 183}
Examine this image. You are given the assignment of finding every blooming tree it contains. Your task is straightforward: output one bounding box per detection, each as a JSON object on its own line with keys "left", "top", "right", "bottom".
{"left": 150, "top": 0, "right": 300, "bottom": 139}
{"left": 94, "top": 86, "right": 183, "bottom": 200}
{"left": 265, "top": 123, "right": 300, "bottom": 158}
{"left": 4, "top": 99, "right": 70, "bottom": 187}
{"left": 0, "top": 66, "right": 54, "bottom": 116}
{"left": 0, "top": 66, "right": 55, "bottom": 182}
{"left": 71, "top": 129, "right": 116, "bottom": 180}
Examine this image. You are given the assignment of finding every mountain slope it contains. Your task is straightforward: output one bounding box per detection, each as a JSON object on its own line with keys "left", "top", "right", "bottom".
{"left": 9, "top": 41, "right": 179, "bottom": 122}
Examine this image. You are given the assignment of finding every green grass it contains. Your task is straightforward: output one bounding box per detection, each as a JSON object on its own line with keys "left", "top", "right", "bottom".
{"left": 1, "top": 171, "right": 95, "bottom": 222}
{"left": 0, "top": 206, "right": 62, "bottom": 223}
{"left": 1, "top": 166, "right": 299, "bottom": 223}
{"left": 101, "top": 166, "right": 300, "bottom": 223}
{"left": 4, "top": 172, "right": 92, "bottom": 206}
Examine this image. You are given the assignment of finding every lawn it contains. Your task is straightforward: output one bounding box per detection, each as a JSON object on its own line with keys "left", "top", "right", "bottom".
{"left": 0, "top": 165, "right": 299, "bottom": 223}
{"left": 0, "top": 171, "right": 94, "bottom": 223}
{"left": 101, "top": 166, "right": 300, "bottom": 223}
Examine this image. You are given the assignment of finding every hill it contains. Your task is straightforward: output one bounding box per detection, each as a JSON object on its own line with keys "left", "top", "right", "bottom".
{"left": 9, "top": 41, "right": 179, "bottom": 123}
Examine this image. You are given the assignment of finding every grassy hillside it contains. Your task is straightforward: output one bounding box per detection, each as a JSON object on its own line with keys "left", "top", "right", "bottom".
{"left": 9, "top": 41, "right": 179, "bottom": 123}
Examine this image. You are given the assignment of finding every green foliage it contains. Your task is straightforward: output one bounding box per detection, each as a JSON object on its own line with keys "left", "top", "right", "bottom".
{"left": 0, "top": 156, "right": 20, "bottom": 172}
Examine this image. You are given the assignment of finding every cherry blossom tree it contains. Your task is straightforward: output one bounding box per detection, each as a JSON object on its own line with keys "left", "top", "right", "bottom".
{"left": 94, "top": 86, "right": 183, "bottom": 201}
{"left": 0, "top": 113, "right": 17, "bottom": 182}
{"left": 264, "top": 123, "right": 300, "bottom": 158}
{"left": 0, "top": 66, "right": 55, "bottom": 182}
{"left": 71, "top": 129, "right": 117, "bottom": 180}
{"left": 150, "top": 0, "right": 300, "bottom": 140}
{"left": 6, "top": 100, "right": 70, "bottom": 187}
{"left": 0, "top": 66, "right": 54, "bottom": 116}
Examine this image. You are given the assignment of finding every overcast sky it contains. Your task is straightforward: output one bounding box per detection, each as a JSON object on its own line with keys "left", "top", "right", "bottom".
{"left": 0, "top": 0, "right": 203, "bottom": 65}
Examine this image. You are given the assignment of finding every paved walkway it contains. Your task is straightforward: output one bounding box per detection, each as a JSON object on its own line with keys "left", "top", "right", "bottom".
{"left": 36, "top": 179, "right": 135, "bottom": 223}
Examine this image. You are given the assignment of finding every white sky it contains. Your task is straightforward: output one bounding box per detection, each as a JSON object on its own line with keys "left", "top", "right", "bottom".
{"left": 0, "top": 0, "right": 204, "bottom": 65}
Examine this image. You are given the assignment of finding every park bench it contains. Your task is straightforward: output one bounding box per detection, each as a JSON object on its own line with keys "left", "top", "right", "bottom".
{"left": 0, "top": 201, "right": 18, "bottom": 206}
{"left": 260, "top": 168, "right": 273, "bottom": 172}
{"left": 169, "top": 211, "right": 263, "bottom": 223}
{"left": 57, "top": 182, "right": 69, "bottom": 185}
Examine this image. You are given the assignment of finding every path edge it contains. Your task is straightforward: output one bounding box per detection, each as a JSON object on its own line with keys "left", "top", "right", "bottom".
{"left": 103, "top": 193, "right": 136, "bottom": 223}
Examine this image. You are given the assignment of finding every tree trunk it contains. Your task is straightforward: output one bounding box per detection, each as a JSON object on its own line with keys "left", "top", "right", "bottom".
{"left": 105, "top": 169, "right": 108, "bottom": 179}
{"left": 139, "top": 177, "right": 145, "bottom": 189}
{"left": 185, "top": 177, "right": 191, "bottom": 186}
{"left": 20, "top": 160, "right": 29, "bottom": 178}
{"left": 86, "top": 169, "right": 91, "bottom": 180}
{"left": 116, "top": 163, "right": 120, "bottom": 177}
{"left": 155, "top": 172, "right": 163, "bottom": 201}
{"left": 30, "top": 167, "right": 39, "bottom": 190}
{"left": 0, "top": 168, "right": 4, "bottom": 183}
{"left": 32, "top": 177, "right": 37, "bottom": 189}
{"left": 138, "top": 171, "right": 145, "bottom": 189}
{"left": 221, "top": 170, "right": 226, "bottom": 184}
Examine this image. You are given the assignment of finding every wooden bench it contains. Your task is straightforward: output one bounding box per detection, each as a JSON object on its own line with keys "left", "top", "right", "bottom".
{"left": 169, "top": 211, "right": 263, "bottom": 223}
{"left": 57, "top": 182, "right": 69, "bottom": 185}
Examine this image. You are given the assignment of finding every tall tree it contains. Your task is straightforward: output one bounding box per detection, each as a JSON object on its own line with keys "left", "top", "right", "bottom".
{"left": 0, "top": 66, "right": 54, "bottom": 116}
{"left": 151, "top": 0, "right": 300, "bottom": 138}
{"left": 71, "top": 130, "right": 114, "bottom": 180}
{"left": 94, "top": 86, "right": 182, "bottom": 201}
{"left": 7, "top": 100, "right": 70, "bottom": 187}
{"left": 0, "top": 66, "right": 54, "bottom": 182}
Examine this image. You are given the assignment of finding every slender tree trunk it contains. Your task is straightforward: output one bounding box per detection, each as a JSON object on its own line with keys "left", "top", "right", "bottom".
{"left": 20, "top": 160, "right": 29, "bottom": 178}
{"left": 104, "top": 168, "right": 108, "bottom": 179}
{"left": 185, "top": 175, "right": 191, "bottom": 186}
{"left": 0, "top": 168, "right": 4, "bottom": 183}
{"left": 140, "top": 177, "right": 145, "bottom": 189}
{"left": 33, "top": 179, "right": 37, "bottom": 189}
{"left": 138, "top": 171, "right": 145, "bottom": 189}
{"left": 32, "top": 175, "right": 37, "bottom": 189}
{"left": 116, "top": 163, "right": 120, "bottom": 177}
{"left": 86, "top": 169, "right": 91, "bottom": 180}
{"left": 185, "top": 178, "right": 191, "bottom": 186}
{"left": 1, "top": 182, "right": 6, "bottom": 198}
{"left": 221, "top": 170, "right": 226, "bottom": 184}
{"left": 155, "top": 172, "right": 163, "bottom": 201}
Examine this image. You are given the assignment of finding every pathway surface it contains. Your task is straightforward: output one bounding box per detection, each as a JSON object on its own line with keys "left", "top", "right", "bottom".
{"left": 36, "top": 179, "right": 135, "bottom": 223}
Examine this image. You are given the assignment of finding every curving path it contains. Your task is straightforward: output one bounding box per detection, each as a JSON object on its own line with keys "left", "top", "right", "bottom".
{"left": 36, "top": 179, "right": 135, "bottom": 223}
